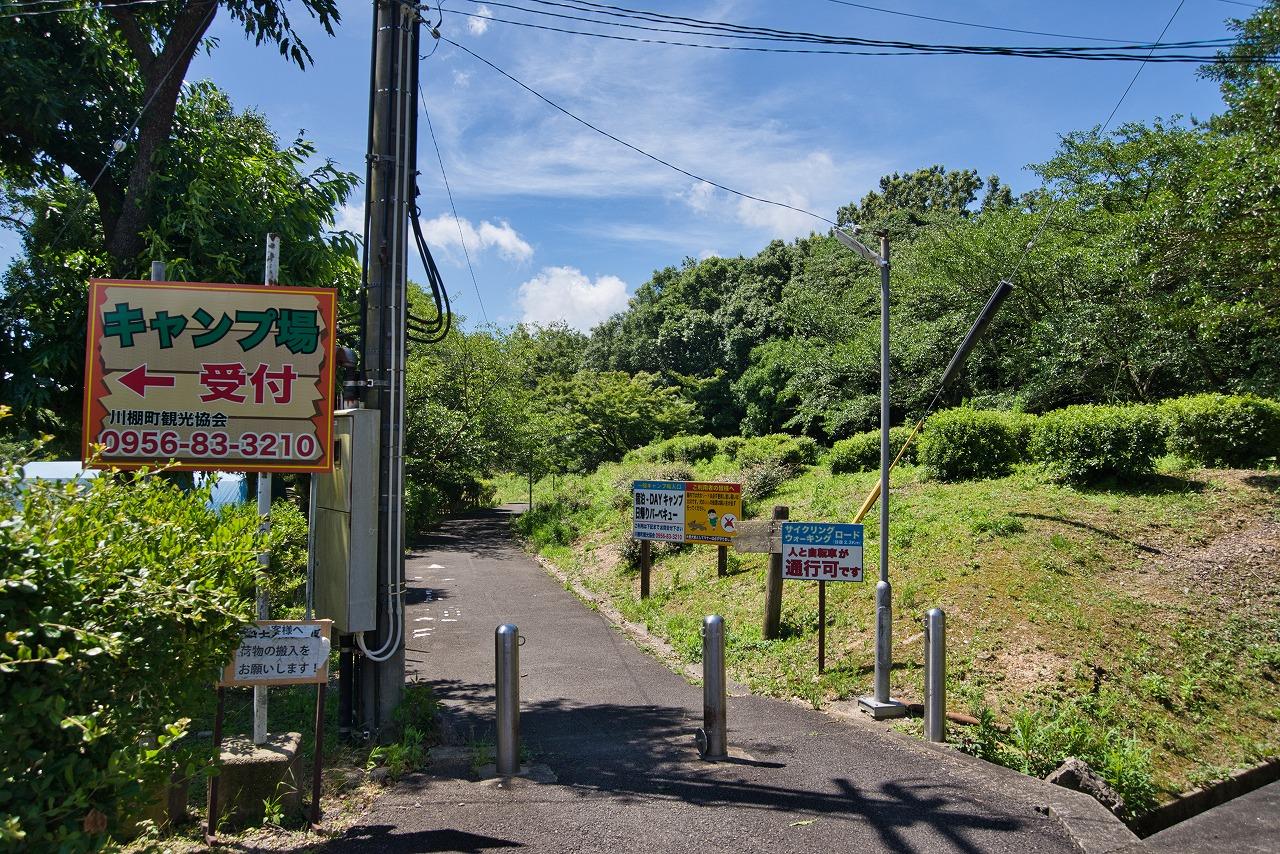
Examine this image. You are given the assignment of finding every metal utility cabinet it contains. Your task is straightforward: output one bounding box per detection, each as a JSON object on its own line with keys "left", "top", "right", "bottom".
{"left": 314, "top": 409, "right": 380, "bottom": 634}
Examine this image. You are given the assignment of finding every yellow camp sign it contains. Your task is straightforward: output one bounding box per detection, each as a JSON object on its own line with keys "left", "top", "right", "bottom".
{"left": 683, "top": 482, "right": 742, "bottom": 544}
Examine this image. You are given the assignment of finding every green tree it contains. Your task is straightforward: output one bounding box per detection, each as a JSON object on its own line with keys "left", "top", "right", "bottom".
{"left": 0, "top": 0, "right": 341, "bottom": 267}
{"left": 0, "top": 84, "right": 359, "bottom": 450}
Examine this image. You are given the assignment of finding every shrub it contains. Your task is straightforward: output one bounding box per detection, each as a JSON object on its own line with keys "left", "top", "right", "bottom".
{"left": 742, "top": 458, "right": 793, "bottom": 501}
{"left": 718, "top": 436, "right": 747, "bottom": 459}
{"left": 1030, "top": 404, "right": 1165, "bottom": 483}
{"left": 0, "top": 462, "right": 258, "bottom": 849}
{"left": 829, "top": 426, "right": 918, "bottom": 474}
{"left": 918, "top": 408, "right": 1021, "bottom": 481}
{"left": 264, "top": 499, "right": 307, "bottom": 611}
{"left": 1160, "top": 393, "right": 1280, "bottom": 467}
{"left": 737, "top": 433, "right": 821, "bottom": 468}
{"left": 655, "top": 434, "right": 720, "bottom": 463}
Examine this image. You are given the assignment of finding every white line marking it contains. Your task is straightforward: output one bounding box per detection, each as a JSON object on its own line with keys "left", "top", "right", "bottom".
{"left": 441, "top": 619, "right": 458, "bottom": 623}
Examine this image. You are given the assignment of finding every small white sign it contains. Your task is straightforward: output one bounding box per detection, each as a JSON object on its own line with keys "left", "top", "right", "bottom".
{"left": 220, "top": 620, "right": 332, "bottom": 686}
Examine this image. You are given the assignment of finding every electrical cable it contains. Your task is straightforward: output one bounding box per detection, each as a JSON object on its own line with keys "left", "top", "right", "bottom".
{"left": 1005, "top": 0, "right": 1188, "bottom": 286}
{"left": 441, "top": 35, "right": 841, "bottom": 229}
{"left": 419, "top": 81, "right": 490, "bottom": 327}
{"left": 2, "top": 0, "right": 166, "bottom": 18}
{"left": 446, "top": 0, "right": 1246, "bottom": 59}
{"left": 818, "top": 0, "right": 1141, "bottom": 43}
{"left": 440, "top": 8, "right": 1250, "bottom": 62}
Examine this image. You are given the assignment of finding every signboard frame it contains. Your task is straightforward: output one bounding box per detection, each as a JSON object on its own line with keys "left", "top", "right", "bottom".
{"left": 82, "top": 278, "right": 338, "bottom": 474}
{"left": 780, "top": 522, "right": 866, "bottom": 583}
{"left": 631, "top": 479, "right": 743, "bottom": 545}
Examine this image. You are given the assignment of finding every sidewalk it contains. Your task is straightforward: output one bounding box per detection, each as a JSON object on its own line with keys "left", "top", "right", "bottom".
{"left": 334, "top": 507, "right": 1082, "bottom": 853}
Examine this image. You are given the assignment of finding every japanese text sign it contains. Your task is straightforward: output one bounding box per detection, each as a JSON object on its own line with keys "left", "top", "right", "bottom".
{"left": 82, "top": 279, "right": 336, "bottom": 472}
{"left": 683, "top": 481, "right": 741, "bottom": 544}
{"left": 780, "top": 522, "right": 865, "bottom": 582}
{"left": 220, "top": 620, "right": 332, "bottom": 687}
{"left": 632, "top": 480, "right": 742, "bottom": 544}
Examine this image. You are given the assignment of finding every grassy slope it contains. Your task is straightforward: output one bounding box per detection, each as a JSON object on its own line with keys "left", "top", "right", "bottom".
{"left": 490, "top": 455, "right": 1280, "bottom": 802}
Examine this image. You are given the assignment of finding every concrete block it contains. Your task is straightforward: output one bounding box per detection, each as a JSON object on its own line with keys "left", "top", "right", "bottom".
{"left": 216, "top": 732, "right": 302, "bottom": 828}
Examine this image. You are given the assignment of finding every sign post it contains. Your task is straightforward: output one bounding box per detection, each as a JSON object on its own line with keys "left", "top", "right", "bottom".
{"left": 780, "top": 522, "right": 865, "bottom": 672}
{"left": 207, "top": 619, "right": 333, "bottom": 841}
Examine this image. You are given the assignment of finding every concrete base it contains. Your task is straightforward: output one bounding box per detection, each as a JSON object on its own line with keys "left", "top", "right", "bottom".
{"left": 857, "top": 696, "right": 909, "bottom": 720}
{"left": 216, "top": 732, "right": 302, "bottom": 828}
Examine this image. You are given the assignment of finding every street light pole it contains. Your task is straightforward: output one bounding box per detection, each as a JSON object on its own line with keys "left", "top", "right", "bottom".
{"left": 834, "top": 226, "right": 906, "bottom": 720}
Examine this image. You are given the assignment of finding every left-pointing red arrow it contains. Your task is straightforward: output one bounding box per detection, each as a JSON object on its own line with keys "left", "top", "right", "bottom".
{"left": 118, "top": 364, "right": 176, "bottom": 397}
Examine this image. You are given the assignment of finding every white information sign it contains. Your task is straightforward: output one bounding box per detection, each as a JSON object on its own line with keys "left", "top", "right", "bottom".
{"left": 632, "top": 480, "right": 686, "bottom": 541}
{"left": 780, "top": 522, "right": 865, "bottom": 582}
{"left": 220, "top": 619, "right": 332, "bottom": 686}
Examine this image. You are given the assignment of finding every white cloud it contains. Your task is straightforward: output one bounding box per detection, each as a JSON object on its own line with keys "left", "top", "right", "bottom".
{"left": 468, "top": 5, "right": 493, "bottom": 35}
{"left": 452, "top": 70, "right": 471, "bottom": 88}
{"left": 517, "top": 266, "right": 629, "bottom": 331}
{"left": 334, "top": 202, "right": 364, "bottom": 234}
{"left": 419, "top": 214, "right": 533, "bottom": 262}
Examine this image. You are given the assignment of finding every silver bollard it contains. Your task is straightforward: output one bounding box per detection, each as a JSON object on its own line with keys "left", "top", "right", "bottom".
{"left": 495, "top": 624, "right": 520, "bottom": 775}
{"left": 874, "top": 580, "right": 893, "bottom": 703}
{"left": 924, "top": 608, "right": 946, "bottom": 743}
{"left": 697, "top": 614, "right": 727, "bottom": 760}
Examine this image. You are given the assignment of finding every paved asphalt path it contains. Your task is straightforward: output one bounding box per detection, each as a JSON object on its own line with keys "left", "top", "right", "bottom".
{"left": 334, "top": 507, "right": 1076, "bottom": 854}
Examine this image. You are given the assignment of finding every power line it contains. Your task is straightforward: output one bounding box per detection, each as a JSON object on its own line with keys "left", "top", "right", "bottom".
{"left": 494, "top": 0, "right": 1239, "bottom": 54}
{"left": 441, "top": 35, "right": 840, "bottom": 229}
{"left": 2, "top": 0, "right": 166, "bottom": 19}
{"left": 1005, "top": 0, "right": 1188, "bottom": 285}
{"left": 442, "top": 8, "right": 1245, "bottom": 62}
{"left": 419, "top": 82, "right": 490, "bottom": 327}
{"left": 818, "top": 0, "right": 1139, "bottom": 43}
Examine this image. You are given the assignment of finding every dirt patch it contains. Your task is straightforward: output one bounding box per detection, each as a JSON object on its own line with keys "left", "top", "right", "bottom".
{"left": 1129, "top": 520, "right": 1280, "bottom": 613}
{"left": 994, "top": 645, "right": 1073, "bottom": 697}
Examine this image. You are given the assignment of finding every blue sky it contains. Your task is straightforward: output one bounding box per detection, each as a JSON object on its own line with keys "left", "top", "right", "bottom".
{"left": 2, "top": 1, "right": 1253, "bottom": 331}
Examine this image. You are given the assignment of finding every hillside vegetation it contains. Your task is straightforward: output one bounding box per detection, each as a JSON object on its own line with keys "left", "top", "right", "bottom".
{"left": 494, "top": 424, "right": 1280, "bottom": 815}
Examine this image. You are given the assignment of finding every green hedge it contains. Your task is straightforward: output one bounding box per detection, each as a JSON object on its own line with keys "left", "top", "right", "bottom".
{"left": 654, "top": 434, "right": 720, "bottom": 463}
{"left": 1, "top": 463, "right": 258, "bottom": 849}
{"left": 1160, "top": 393, "right": 1280, "bottom": 467}
{"left": 1030, "top": 404, "right": 1165, "bottom": 483}
{"left": 918, "top": 408, "right": 1022, "bottom": 481}
{"left": 829, "top": 426, "right": 917, "bottom": 474}
{"left": 735, "top": 433, "right": 822, "bottom": 468}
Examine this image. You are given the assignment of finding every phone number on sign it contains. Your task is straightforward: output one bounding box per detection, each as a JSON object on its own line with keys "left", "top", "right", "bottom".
{"left": 96, "top": 429, "right": 319, "bottom": 459}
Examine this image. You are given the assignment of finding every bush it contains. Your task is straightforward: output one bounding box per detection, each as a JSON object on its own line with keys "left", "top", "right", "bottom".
{"left": 742, "top": 458, "right": 793, "bottom": 501}
{"left": 264, "top": 499, "right": 307, "bottom": 611}
{"left": 829, "top": 426, "right": 918, "bottom": 474}
{"left": 737, "top": 433, "right": 821, "bottom": 468}
{"left": 1030, "top": 404, "right": 1165, "bottom": 483}
{"left": 918, "top": 408, "right": 1021, "bottom": 481}
{"left": 1160, "top": 393, "right": 1280, "bottom": 467}
{"left": 1, "top": 462, "right": 258, "bottom": 849}
{"left": 718, "top": 436, "right": 746, "bottom": 459}
{"left": 655, "top": 434, "right": 720, "bottom": 463}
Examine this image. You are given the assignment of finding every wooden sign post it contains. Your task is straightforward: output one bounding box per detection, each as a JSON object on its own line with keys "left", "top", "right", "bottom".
{"left": 207, "top": 620, "right": 332, "bottom": 842}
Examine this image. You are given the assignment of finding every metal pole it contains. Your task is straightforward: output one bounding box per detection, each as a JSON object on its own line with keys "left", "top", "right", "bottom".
{"left": 252, "top": 233, "right": 281, "bottom": 746}
{"left": 310, "top": 683, "right": 327, "bottom": 826}
{"left": 640, "top": 539, "right": 651, "bottom": 600}
{"left": 205, "top": 686, "right": 225, "bottom": 844}
{"left": 495, "top": 624, "right": 520, "bottom": 776}
{"left": 818, "top": 581, "right": 826, "bottom": 673}
{"left": 857, "top": 235, "right": 906, "bottom": 720}
{"left": 698, "top": 615, "right": 727, "bottom": 759}
{"left": 150, "top": 260, "right": 165, "bottom": 281}
{"left": 924, "top": 608, "right": 946, "bottom": 743}
{"left": 763, "top": 505, "right": 788, "bottom": 639}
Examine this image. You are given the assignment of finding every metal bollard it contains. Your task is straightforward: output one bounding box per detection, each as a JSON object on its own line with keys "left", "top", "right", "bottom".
{"left": 874, "top": 580, "right": 893, "bottom": 703}
{"left": 924, "top": 608, "right": 946, "bottom": 743}
{"left": 495, "top": 624, "right": 520, "bottom": 775}
{"left": 697, "top": 615, "right": 727, "bottom": 759}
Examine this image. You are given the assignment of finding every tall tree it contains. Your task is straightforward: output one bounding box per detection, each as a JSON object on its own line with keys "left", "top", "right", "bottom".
{"left": 0, "top": 0, "right": 340, "bottom": 269}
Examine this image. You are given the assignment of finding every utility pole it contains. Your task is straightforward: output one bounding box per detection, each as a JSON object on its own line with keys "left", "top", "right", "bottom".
{"left": 357, "top": 0, "right": 415, "bottom": 738}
